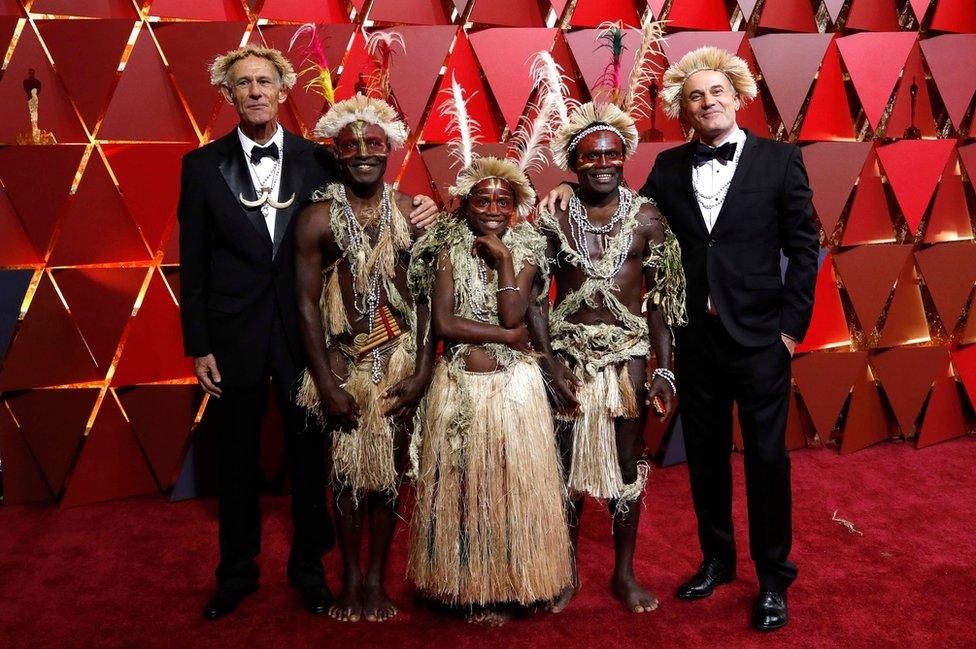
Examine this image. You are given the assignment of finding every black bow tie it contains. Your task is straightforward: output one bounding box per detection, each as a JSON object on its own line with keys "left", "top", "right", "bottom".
{"left": 249, "top": 142, "right": 279, "bottom": 165}
{"left": 693, "top": 141, "right": 736, "bottom": 167}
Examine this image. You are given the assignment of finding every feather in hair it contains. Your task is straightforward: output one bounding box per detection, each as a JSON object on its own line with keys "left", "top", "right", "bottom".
{"left": 510, "top": 99, "right": 552, "bottom": 174}
{"left": 365, "top": 30, "right": 405, "bottom": 100}
{"left": 438, "top": 75, "right": 480, "bottom": 169}
{"left": 289, "top": 23, "right": 336, "bottom": 106}
{"left": 596, "top": 20, "right": 627, "bottom": 105}
{"left": 529, "top": 50, "right": 577, "bottom": 130}
{"left": 622, "top": 17, "right": 666, "bottom": 120}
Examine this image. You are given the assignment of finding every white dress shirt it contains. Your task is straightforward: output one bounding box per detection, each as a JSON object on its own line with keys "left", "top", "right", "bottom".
{"left": 237, "top": 125, "right": 284, "bottom": 241}
{"left": 692, "top": 126, "right": 746, "bottom": 314}
{"left": 692, "top": 125, "right": 747, "bottom": 233}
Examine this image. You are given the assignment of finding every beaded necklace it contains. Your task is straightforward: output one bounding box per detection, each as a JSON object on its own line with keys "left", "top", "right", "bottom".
{"left": 336, "top": 182, "right": 393, "bottom": 383}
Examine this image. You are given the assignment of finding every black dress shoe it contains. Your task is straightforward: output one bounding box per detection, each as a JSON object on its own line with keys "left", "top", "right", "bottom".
{"left": 296, "top": 584, "right": 332, "bottom": 615}
{"left": 203, "top": 585, "right": 257, "bottom": 620}
{"left": 676, "top": 558, "right": 736, "bottom": 600}
{"left": 752, "top": 589, "right": 788, "bottom": 631}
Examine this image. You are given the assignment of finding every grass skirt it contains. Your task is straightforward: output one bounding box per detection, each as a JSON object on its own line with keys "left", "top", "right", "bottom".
{"left": 296, "top": 337, "right": 414, "bottom": 495}
{"left": 557, "top": 362, "right": 643, "bottom": 501}
{"left": 408, "top": 358, "right": 572, "bottom": 606}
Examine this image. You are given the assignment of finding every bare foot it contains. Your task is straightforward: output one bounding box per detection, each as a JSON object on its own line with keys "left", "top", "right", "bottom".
{"left": 364, "top": 581, "right": 398, "bottom": 622}
{"left": 549, "top": 583, "right": 580, "bottom": 613}
{"left": 611, "top": 574, "right": 658, "bottom": 614}
{"left": 329, "top": 578, "right": 364, "bottom": 622}
{"left": 467, "top": 606, "right": 513, "bottom": 627}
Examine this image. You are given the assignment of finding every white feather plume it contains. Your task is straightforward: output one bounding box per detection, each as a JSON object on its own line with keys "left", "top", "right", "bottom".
{"left": 438, "top": 75, "right": 480, "bottom": 169}
{"left": 623, "top": 17, "right": 666, "bottom": 119}
{"left": 529, "top": 51, "right": 577, "bottom": 130}
{"left": 511, "top": 99, "right": 552, "bottom": 174}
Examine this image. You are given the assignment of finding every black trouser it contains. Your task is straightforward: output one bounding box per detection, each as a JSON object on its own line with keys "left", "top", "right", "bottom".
{"left": 214, "top": 317, "right": 332, "bottom": 594}
{"left": 676, "top": 316, "right": 797, "bottom": 592}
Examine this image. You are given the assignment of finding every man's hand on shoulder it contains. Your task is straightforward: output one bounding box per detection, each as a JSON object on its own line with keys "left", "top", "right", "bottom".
{"left": 540, "top": 183, "right": 575, "bottom": 214}
{"left": 409, "top": 194, "right": 438, "bottom": 229}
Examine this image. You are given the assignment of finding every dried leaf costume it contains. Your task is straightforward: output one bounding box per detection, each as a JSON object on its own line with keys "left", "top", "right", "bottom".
{"left": 294, "top": 94, "right": 413, "bottom": 497}
{"left": 541, "top": 20, "right": 687, "bottom": 504}
{"left": 405, "top": 77, "right": 572, "bottom": 606}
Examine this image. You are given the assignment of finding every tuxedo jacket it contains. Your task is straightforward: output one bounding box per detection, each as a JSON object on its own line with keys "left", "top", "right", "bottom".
{"left": 640, "top": 130, "right": 819, "bottom": 347}
{"left": 178, "top": 128, "right": 335, "bottom": 386}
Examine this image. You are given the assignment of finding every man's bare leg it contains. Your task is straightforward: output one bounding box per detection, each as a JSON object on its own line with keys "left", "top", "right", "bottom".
{"left": 609, "top": 360, "right": 658, "bottom": 614}
{"left": 330, "top": 485, "right": 365, "bottom": 621}
{"left": 552, "top": 423, "right": 582, "bottom": 612}
{"left": 363, "top": 424, "right": 411, "bottom": 621}
{"left": 363, "top": 489, "right": 399, "bottom": 621}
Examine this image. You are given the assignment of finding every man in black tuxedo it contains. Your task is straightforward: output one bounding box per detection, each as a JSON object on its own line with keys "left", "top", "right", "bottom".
{"left": 178, "top": 45, "right": 436, "bottom": 620}
{"left": 643, "top": 47, "right": 818, "bottom": 631}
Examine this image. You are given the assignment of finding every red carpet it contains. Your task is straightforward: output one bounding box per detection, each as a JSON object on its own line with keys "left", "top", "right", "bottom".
{"left": 1, "top": 437, "right": 974, "bottom": 648}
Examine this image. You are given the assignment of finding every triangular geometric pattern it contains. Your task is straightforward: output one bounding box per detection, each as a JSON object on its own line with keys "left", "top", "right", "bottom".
{"left": 919, "top": 35, "right": 976, "bottom": 131}
{"left": 0, "top": 272, "right": 100, "bottom": 390}
{"left": 665, "top": 0, "right": 731, "bottom": 31}
{"left": 151, "top": 21, "right": 250, "bottom": 133}
{"left": 35, "top": 18, "right": 134, "bottom": 133}
{"left": 0, "top": 23, "right": 88, "bottom": 143}
{"left": 0, "top": 189, "right": 41, "bottom": 266}
{"left": 421, "top": 29, "right": 504, "bottom": 144}
{"left": 46, "top": 152, "right": 152, "bottom": 266}
{"left": 568, "top": 0, "right": 642, "bottom": 28}
{"left": 60, "top": 393, "right": 158, "bottom": 508}
{"left": 841, "top": 164, "right": 897, "bottom": 246}
{"left": 791, "top": 351, "right": 867, "bottom": 441}
{"left": 387, "top": 26, "right": 457, "bottom": 132}
{"left": 97, "top": 24, "right": 198, "bottom": 142}
{"left": 52, "top": 267, "right": 147, "bottom": 370}
{"left": 871, "top": 346, "right": 946, "bottom": 437}
{"left": 147, "top": 0, "right": 248, "bottom": 20}
{"left": 30, "top": 0, "right": 137, "bottom": 17}
{"left": 915, "top": 242, "right": 976, "bottom": 332}
{"left": 469, "top": 0, "right": 548, "bottom": 27}
{"left": 923, "top": 165, "right": 972, "bottom": 243}
{"left": 951, "top": 345, "right": 976, "bottom": 411}
{"left": 0, "top": 402, "right": 52, "bottom": 504}
{"left": 876, "top": 139, "right": 955, "bottom": 235}
{"left": 0, "top": 145, "right": 84, "bottom": 257}
{"left": 907, "top": 0, "right": 932, "bottom": 24}
{"left": 257, "top": 0, "right": 350, "bottom": 22}
{"left": 930, "top": 0, "right": 976, "bottom": 33}
{"left": 841, "top": 365, "right": 891, "bottom": 455}
{"left": 876, "top": 256, "right": 931, "bottom": 348}
{"left": 117, "top": 384, "right": 202, "bottom": 490}
{"left": 103, "top": 143, "right": 196, "bottom": 255}
{"left": 833, "top": 244, "right": 913, "bottom": 334}
{"left": 836, "top": 32, "right": 917, "bottom": 131}
{"left": 5, "top": 387, "right": 99, "bottom": 498}
{"left": 796, "top": 253, "right": 851, "bottom": 352}
{"left": 845, "top": 0, "right": 901, "bottom": 32}
{"left": 915, "top": 368, "right": 968, "bottom": 449}
{"left": 0, "top": 270, "right": 33, "bottom": 363}
{"left": 111, "top": 270, "right": 194, "bottom": 386}
{"left": 369, "top": 0, "right": 454, "bottom": 24}
{"left": 801, "top": 141, "right": 871, "bottom": 241}
{"left": 469, "top": 28, "right": 558, "bottom": 132}
{"left": 797, "top": 39, "right": 855, "bottom": 142}
{"left": 885, "top": 44, "right": 939, "bottom": 140}
{"left": 757, "top": 0, "right": 818, "bottom": 32}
